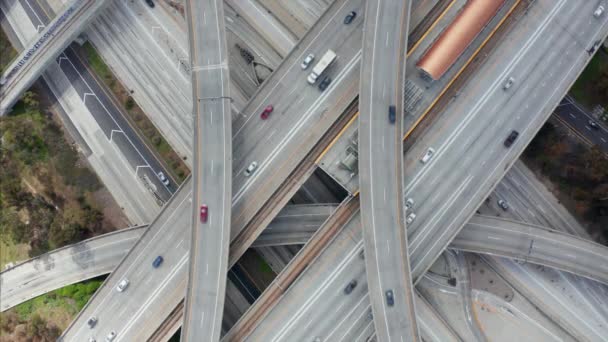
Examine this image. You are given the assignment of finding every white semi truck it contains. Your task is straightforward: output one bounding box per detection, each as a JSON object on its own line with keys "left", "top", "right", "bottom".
{"left": 307, "top": 49, "right": 336, "bottom": 84}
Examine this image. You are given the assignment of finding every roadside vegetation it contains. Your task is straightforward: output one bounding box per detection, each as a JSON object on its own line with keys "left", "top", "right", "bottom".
{"left": 523, "top": 121, "right": 608, "bottom": 243}
{"left": 570, "top": 44, "right": 608, "bottom": 115}
{"left": 0, "top": 278, "right": 104, "bottom": 341}
{"left": 79, "top": 42, "right": 190, "bottom": 183}
{"left": 0, "top": 91, "right": 110, "bottom": 265}
{"left": 0, "top": 29, "right": 17, "bottom": 73}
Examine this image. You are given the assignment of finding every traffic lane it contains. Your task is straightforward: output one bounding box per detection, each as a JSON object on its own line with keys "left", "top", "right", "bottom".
{"left": 229, "top": 50, "right": 362, "bottom": 237}
{"left": 247, "top": 242, "right": 365, "bottom": 341}
{"left": 231, "top": 19, "right": 364, "bottom": 169}
{"left": 405, "top": 0, "right": 592, "bottom": 278}
{"left": 187, "top": 68, "right": 231, "bottom": 341}
{"left": 93, "top": 206, "right": 191, "bottom": 341}
{"left": 562, "top": 95, "right": 608, "bottom": 134}
{"left": 62, "top": 184, "right": 192, "bottom": 340}
{"left": 456, "top": 220, "right": 608, "bottom": 284}
{"left": 407, "top": 12, "right": 571, "bottom": 277}
{"left": 359, "top": 0, "right": 416, "bottom": 339}
{"left": 230, "top": 0, "right": 365, "bottom": 204}
{"left": 402, "top": 0, "right": 576, "bottom": 231}
{"left": 59, "top": 47, "right": 175, "bottom": 199}
{"left": 505, "top": 161, "right": 588, "bottom": 237}
{"left": 231, "top": 0, "right": 364, "bottom": 137}
{"left": 401, "top": 0, "right": 557, "bottom": 180}
{"left": 243, "top": 212, "right": 363, "bottom": 341}
{"left": 410, "top": 2, "right": 600, "bottom": 280}
{"left": 554, "top": 102, "right": 608, "bottom": 150}
{"left": 0, "top": 229, "right": 142, "bottom": 311}
{"left": 18, "top": 0, "right": 175, "bottom": 198}
{"left": 93, "top": 6, "right": 194, "bottom": 159}
{"left": 185, "top": 0, "right": 231, "bottom": 337}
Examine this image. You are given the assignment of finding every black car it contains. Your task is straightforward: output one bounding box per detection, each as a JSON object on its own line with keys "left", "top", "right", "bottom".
{"left": 589, "top": 120, "right": 599, "bottom": 129}
{"left": 153, "top": 255, "right": 164, "bottom": 268}
{"left": 344, "top": 11, "right": 357, "bottom": 24}
{"left": 344, "top": 280, "right": 358, "bottom": 294}
{"left": 87, "top": 317, "right": 97, "bottom": 328}
{"left": 318, "top": 76, "right": 332, "bottom": 91}
{"left": 145, "top": 0, "right": 155, "bottom": 8}
{"left": 388, "top": 105, "right": 396, "bottom": 124}
{"left": 504, "top": 130, "right": 519, "bottom": 147}
{"left": 385, "top": 290, "right": 394, "bottom": 306}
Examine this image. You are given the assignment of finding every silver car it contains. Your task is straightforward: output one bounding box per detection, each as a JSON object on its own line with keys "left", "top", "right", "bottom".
{"left": 116, "top": 279, "right": 129, "bottom": 292}
{"left": 406, "top": 213, "right": 416, "bottom": 224}
{"left": 421, "top": 148, "right": 435, "bottom": 164}
{"left": 405, "top": 198, "right": 414, "bottom": 210}
{"left": 301, "top": 53, "right": 315, "bottom": 70}
{"left": 244, "top": 161, "right": 258, "bottom": 177}
{"left": 106, "top": 331, "right": 116, "bottom": 342}
{"left": 503, "top": 77, "right": 514, "bottom": 90}
{"left": 498, "top": 199, "right": 509, "bottom": 210}
{"left": 157, "top": 171, "right": 169, "bottom": 186}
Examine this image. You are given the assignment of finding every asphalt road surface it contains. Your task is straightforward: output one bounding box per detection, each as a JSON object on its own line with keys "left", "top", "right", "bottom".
{"left": 554, "top": 95, "right": 608, "bottom": 153}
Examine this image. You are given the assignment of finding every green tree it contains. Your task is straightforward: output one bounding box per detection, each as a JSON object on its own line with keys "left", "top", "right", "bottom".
{"left": 20, "top": 91, "right": 39, "bottom": 110}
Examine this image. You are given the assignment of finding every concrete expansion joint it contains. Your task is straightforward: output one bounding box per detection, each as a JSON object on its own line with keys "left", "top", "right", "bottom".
{"left": 191, "top": 63, "right": 229, "bottom": 72}
{"left": 197, "top": 96, "right": 233, "bottom": 102}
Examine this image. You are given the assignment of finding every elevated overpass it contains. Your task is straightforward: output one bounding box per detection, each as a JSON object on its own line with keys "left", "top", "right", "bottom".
{"left": 0, "top": 0, "right": 110, "bottom": 115}
{"left": 60, "top": 0, "right": 366, "bottom": 339}
{"left": 227, "top": 211, "right": 608, "bottom": 340}
{"left": 4, "top": 207, "right": 606, "bottom": 337}
{"left": 0, "top": 205, "right": 336, "bottom": 312}
{"left": 358, "top": 0, "right": 418, "bottom": 340}
{"left": 182, "top": 0, "right": 232, "bottom": 340}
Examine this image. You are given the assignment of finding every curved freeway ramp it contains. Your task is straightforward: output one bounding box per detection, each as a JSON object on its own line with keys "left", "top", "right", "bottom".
{"left": 183, "top": 0, "right": 232, "bottom": 340}
{"left": 358, "top": 0, "right": 417, "bottom": 340}
{"left": 1, "top": 205, "right": 335, "bottom": 312}
{"left": 451, "top": 215, "right": 608, "bottom": 285}
{"left": 0, "top": 226, "right": 145, "bottom": 312}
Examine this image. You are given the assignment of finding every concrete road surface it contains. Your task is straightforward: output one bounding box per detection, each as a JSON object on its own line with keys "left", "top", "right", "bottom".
{"left": 358, "top": 0, "right": 418, "bottom": 340}
{"left": 182, "top": 0, "right": 232, "bottom": 340}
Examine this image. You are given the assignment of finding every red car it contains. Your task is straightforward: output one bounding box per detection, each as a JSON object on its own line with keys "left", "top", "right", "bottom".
{"left": 260, "top": 105, "right": 274, "bottom": 120}
{"left": 200, "top": 205, "right": 208, "bottom": 223}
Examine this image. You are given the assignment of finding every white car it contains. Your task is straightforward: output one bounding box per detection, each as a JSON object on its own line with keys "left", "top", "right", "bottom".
{"left": 244, "top": 161, "right": 258, "bottom": 177}
{"left": 301, "top": 53, "right": 315, "bottom": 70}
{"left": 594, "top": 5, "right": 604, "bottom": 18}
{"left": 406, "top": 213, "right": 416, "bottom": 224}
{"left": 405, "top": 198, "right": 414, "bottom": 210}
{"left": 157, "top": 171, "right": 169, "bottom": 186}
{"left": 116, "top": 279, "right": 129, "bottom": 292}
{"left": 420, "top": 148, "right": 435, "bottom": 164}
{"left": 503, "top": 77, "right": 514, "bottom": 90}
{"left": 105, "top": 331, "right": 116, "bottom": 342}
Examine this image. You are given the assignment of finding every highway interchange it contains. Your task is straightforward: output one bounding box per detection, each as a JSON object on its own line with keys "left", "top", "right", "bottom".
{"left": 1, "top": 0, "right": 608, "bottom": 341}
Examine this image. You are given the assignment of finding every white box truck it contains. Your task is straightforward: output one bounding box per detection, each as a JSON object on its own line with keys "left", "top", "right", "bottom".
{"left": 307, "top": 49, "right": 336, "bottom": 84}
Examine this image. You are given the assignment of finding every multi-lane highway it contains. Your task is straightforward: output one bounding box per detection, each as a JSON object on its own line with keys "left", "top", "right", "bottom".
{"left": 0, "top": 0, "right": 111, "bottom": 115}
{"left": 61, "top": 0, "right": 368, "bottom": 338}
{"left": 404, "top": 0, "right": 608, "bottom": 282}
{"left": 182, "top": 0, "right": 232, "bottom": 339}
{"left": 224, "top": 1, "right": 608, "bottom": 330}
{"left": 358, "top": 0, "right": 418, "bottom": 340}
{"left": 1, "top": 205, "right": 337, "bottom": 311}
